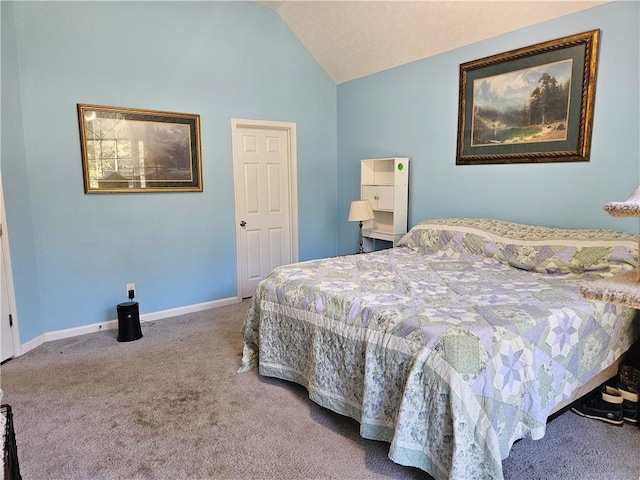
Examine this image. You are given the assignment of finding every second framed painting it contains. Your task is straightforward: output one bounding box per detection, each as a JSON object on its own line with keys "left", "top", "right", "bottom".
{"left": 456, "top": 30, "right": 600, "bottom": 165}
{"left": 78, "top": 104, "right": 202, "bottom": 193}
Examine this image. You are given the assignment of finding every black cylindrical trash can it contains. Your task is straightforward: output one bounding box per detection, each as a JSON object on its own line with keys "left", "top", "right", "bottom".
{"left": 117, "top": 302, "right": 142, "bottom": 342}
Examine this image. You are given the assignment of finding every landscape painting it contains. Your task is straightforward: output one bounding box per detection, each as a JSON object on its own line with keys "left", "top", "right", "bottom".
{"left": 456, "top": 30, "right": 599, "bottom": 165}
{"left": 471, "top": 60, "right": 572, "bottom": 146}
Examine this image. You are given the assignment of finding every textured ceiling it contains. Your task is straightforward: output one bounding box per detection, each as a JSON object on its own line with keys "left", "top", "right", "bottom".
{"left": 258, "top": 1, "right": 609, "bottom": 84}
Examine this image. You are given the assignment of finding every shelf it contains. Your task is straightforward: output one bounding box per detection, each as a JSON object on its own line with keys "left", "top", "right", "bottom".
{"left": 363, "top": 227, "right": 394, "bottom": 236}
{"left": 363, "top": 229, "right": 405, "bottom": 244}
{"left": 361, "top": 158, "right": 397, "bottom": 185}
{"left": 358, "top": 157, "right": 409, "bottom": 251}
{"left": 363, "top": 210, "right": 394, "bottom": 233}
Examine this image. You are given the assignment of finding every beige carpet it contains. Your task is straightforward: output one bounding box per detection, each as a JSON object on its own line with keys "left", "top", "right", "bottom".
{"left": 1, "top": 300, "right": 638, "bottom": 480}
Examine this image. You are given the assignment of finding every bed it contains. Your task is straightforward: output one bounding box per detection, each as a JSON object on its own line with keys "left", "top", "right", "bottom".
{"left": 239, "top": 218, "right": 640, "bottom": 480}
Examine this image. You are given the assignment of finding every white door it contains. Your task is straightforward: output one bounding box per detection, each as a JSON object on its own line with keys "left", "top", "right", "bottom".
{"left": 0, "top": 180, "right": 17, "bottom": 362}
{"left": 232, "top": 119, "right": 298, "bottom": 298}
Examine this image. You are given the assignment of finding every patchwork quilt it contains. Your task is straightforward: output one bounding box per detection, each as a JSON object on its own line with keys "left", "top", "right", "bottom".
{"left": 239, "top": 219, "right": 640, "bottom": 480}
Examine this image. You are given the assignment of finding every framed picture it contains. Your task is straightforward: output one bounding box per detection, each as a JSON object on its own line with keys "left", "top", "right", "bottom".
{"left": 456, "top": 30, "right": 599, "bottom": 165}
{"left": 77, "top": 104, "right": 202, "bottom": 193}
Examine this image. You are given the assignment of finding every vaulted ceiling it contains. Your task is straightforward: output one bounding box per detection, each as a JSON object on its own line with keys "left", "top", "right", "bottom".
{"left": 258, "top": 1, "right": 610, "bottom": 83}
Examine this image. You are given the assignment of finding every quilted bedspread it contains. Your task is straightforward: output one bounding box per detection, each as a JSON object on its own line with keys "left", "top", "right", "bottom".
{"left": 239, "top": 219, "right": 640, "bottom": 480}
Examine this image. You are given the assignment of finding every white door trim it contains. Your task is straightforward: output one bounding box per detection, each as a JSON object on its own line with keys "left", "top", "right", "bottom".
{"left": 231, "top": 118, "right": 299, "bottom": 300}
{"left": 0, "top": 177, "right": 21, "bottom": 359}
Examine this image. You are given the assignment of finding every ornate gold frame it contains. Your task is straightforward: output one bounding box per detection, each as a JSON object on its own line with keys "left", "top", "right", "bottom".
{"left": 78, "top": 104, "right": 202, "bottom": 193}
{"left": 456, "top": 30, "right": 599, "bottom": 165}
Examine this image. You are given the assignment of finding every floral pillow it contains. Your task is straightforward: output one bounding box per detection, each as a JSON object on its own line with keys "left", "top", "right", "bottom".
{"left": 398, "top": 218, "right": 638, "bottom": 277}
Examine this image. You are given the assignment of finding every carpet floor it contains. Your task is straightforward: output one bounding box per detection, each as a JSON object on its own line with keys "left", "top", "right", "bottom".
{"left": 1, "top": 300, "right": 638, "bottom": 479}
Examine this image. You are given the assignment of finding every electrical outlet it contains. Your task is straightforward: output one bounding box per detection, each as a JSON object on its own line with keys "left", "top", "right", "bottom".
{"left": 126, "top": 283, "right": 135, "bottom": 298}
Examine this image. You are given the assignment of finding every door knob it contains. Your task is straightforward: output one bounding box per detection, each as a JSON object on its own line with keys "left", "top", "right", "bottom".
{"left": 240, "top": 221, "right": 247, "bottom": 227}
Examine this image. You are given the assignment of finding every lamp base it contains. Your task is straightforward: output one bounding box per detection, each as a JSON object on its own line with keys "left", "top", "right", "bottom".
{"left": 358, "top": 221, "right": 365, "bottom": 254}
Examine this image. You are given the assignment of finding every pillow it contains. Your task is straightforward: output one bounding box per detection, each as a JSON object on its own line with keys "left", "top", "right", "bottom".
{"left": 398, "top": 218, "right": 638, "bottom": 277}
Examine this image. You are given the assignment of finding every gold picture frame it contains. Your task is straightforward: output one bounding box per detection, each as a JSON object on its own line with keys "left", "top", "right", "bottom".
{"left": 456, "top": 30, "right": 600, "bottom": 165}
{"left": 78, "top": 104, "right": 202, "bottom": 193}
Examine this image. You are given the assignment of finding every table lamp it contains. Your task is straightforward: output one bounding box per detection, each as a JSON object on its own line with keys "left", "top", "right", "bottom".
{"left": 348, "top": 200, "right": 375, "bottom": 254}
{"left": 581, "top": 184, "right": 640, "bottom": 307}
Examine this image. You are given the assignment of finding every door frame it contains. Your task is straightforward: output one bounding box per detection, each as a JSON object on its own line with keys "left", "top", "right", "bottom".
{"left": 0, "top": 177, "right": 21, "bottom": 359}
{"left": 231, "top": 118, "right": 299, "bottom": 300}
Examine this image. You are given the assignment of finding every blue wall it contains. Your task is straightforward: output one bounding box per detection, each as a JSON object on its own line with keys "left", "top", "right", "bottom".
{"left": 4, "top": 1, "right": 640, "bottom": 345}
{"left": 337, "top": 1, "right": 640, "bottom": 254}
{"left": 1, "top": 1, "right": 337, "bottom": 343}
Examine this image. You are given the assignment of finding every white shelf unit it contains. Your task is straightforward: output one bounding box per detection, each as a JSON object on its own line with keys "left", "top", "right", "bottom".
{"left": 360, "top": 157, "right": 409, "bottom": 252}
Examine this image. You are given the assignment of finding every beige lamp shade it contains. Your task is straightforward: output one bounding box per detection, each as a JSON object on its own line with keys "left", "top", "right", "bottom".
{"left": 580, "top": 183, "right": 640, "bottom": 307}
{"left": 603, "top": 185, "right": 640, "bottom": 217}
{"left": 348, "top": 200, "right": 375, "bottom": 222}
{"left": 602, "top": 184, "right": 640, "bottom": 281}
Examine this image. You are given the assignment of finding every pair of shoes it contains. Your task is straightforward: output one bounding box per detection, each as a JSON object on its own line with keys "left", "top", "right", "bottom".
{"left": 619, "top": 364, "right": 640, "bottom": 394}
{"left": 571, "top": 386, "right": 624, "bottom": 425}
{"left": 618, "top": 365, "right": 640, "bottom": 429}
{"left": 603, "top": 381, "right": 639, "bottom": 425}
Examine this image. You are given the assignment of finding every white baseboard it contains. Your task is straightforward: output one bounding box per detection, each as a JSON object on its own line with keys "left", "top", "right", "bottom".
{"left": 19, "top": 334, "right": 45, "bottom": 356}
{"left": 139, "top": 296, "right": 239, "bottom": 322}
{"left": 19, "top": 296, "right": 241, "bottom": 356}
{"left": 43, "top": 319, "right": 119, "bottom": 343}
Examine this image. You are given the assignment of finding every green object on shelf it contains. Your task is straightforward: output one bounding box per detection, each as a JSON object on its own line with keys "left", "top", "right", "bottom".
{"left": 397, "top": 163, "right": 404, "bottom": 171}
